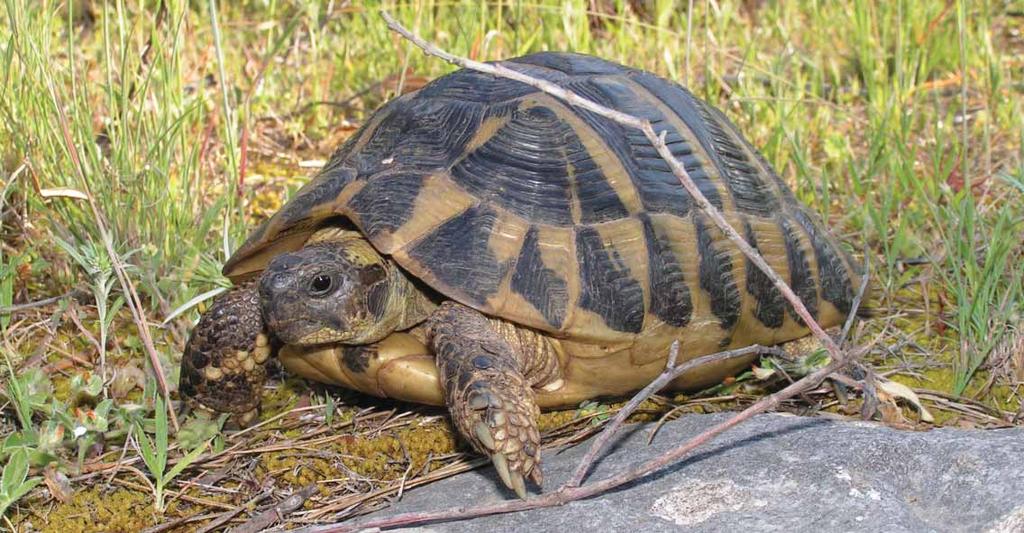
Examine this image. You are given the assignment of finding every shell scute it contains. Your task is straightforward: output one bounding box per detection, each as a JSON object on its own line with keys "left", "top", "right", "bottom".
{"left": 627, "top": 70, "right": 781, "bottom": 218}
{"left": 563, "top": 76, "right": 724, "bottom": 215}
{"left": 574, "top": 225, "right": 645, "bottom": 334}
{"left": 347, "top": 171, "right": 425, "bottom": 238}
{"left": 640, "top": 213, "right": 693, "bottom": 328}
{"left": 405, "top": 204, "right": 509, "bottom": 308}
{"left": 510, "top": 227, "right": 570, "bottom": 329}
{"left": 791, "top": 207, "right": 855, "bottom": 317}
{"left": 694, "top": 215, "right": 742, "bottom": 332}
{"left": 448, "top": 104, "right": 576, "bottom": 226}
{"left": 353, "top": 96, "right": 485, "bottom": 176}
{"left": 509, "top": 51, "right": 625, "bottom": 76}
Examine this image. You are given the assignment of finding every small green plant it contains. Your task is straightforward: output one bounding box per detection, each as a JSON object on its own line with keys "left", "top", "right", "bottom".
{"left": 0, "top": 449, "right": 42, "bottom": 520}
{"left": 576, "top": 400, "right": 611, "bottom": 426}
{"left": 752, "top": 348, "right": 832, "bottom": 382}
{"left": 175, "top": 413, "right": 227, "bottom": 452}
{"left": 56, "top": 236, "right": 131, "bottom": 382}
{"left": 133, "top": 396, "right": 208, "bottom": 513}
{"left": 325, "top": 391, "right": 337, "bottom": 425}
{"left": 940, "top": 198, "right": 1023, "bottom": 395}
{"left": 1, "top": 362, "right": 52, "bottom": 431}
{"left": 1, "top": 354, "right": 59, "bottom": 468}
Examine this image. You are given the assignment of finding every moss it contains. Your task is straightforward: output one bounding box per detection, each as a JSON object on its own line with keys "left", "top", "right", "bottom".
{"left": 536, "top": 409, "right": 580, "bottom": 431}
{"left": 536, "top": 399, "right": 669, "bottom": 432}
{"left": 51, "top": 375, "right": 74, "bottom": 404}
{"left": 29, "top": 487, "right": 161, "bottom": 533}
{"left": 890, "top": 367, "right": 1021, "bottom": 422}
{"left": 256, "top": 419, "right": 461, "bottom": 491}
{"left": 246, "top": 161, "right": 309, "bottom": 220}
{"left": 259, "top": 377, "right": 311, "bottom": 421}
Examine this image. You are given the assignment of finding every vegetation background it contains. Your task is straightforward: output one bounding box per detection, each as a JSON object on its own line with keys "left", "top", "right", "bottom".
{"left": 0, "top": 0, "right": 1021, "bottom": 530}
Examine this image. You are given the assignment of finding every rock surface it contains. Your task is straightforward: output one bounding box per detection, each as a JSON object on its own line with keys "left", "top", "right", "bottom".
{"left": 359, "top": 413, "right": 1024, "bottom": 532}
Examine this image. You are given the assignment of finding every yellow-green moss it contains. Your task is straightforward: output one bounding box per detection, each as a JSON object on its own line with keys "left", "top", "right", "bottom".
{"left": 890, "top": 367, "right": 1021, "bottom": 423}
{"left": 536, "top": 399, "right": 669, "bottom": 432}
{"left": 254, "top": 400, "right": 674, "bottom": 494}
{"left": 246, "top": 161, "right": 309, "bottom": 220}
{"left": 259, "top": 377, "right": 311, "bottom": 421}
{"left": 256, "top": 420, "right": 460, "bottom": 492}
{"left": 28, "top": 487, "right": 161, "bottom": 533}
{"left": 50, "top": 375, "right": 73, "bottom": 404}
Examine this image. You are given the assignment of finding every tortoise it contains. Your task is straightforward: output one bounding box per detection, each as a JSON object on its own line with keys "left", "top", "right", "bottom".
{"left": 179, "top": 51, "right": 864, "bottom": 499}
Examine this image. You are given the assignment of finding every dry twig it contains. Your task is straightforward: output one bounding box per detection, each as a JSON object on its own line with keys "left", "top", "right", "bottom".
{"left": 296, "top": 347, "right": 861, "bottom": 533}
{"left": 191, "top": 488, "right": 272, "bottom": 533}
{"left": 566, "top": 342, "right": 789, "bottom": 488}
{"left": 0, "top": 289, "right": 87, "bottom": 314}
{"left": 232, "top": 484, "right": 318, "bottom": 533}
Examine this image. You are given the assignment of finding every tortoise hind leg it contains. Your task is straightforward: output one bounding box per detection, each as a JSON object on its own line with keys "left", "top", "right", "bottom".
{"left": 427, "top": 302, "right": 559, "bottom": 499}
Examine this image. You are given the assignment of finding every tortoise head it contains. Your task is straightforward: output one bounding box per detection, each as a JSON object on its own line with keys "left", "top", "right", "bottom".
{"left": 258, "top": 229, "right": 401, "bottom": 346}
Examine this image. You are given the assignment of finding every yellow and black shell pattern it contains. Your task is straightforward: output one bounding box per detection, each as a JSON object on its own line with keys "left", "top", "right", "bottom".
{"left": 224, "top": 52, "right": 862, "bottom": 345}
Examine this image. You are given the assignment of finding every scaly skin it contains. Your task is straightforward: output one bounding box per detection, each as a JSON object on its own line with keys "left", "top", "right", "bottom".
{"left": 427, "top": 302, "right": 558, "bottom": 498}
{"left": 179, "top": 282, "right": 271, "bottom": 427}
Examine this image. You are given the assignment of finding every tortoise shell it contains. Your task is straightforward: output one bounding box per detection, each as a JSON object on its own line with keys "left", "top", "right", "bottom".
{"left": 224, "top": 52, "right": 860, "bottom": 344}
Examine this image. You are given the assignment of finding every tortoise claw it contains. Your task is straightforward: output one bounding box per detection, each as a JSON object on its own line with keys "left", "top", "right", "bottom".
{"left": 466, "top": 390, "right": 541, "bottom": 498}
{"left": 490, "top": 452, "right": 528, "bottom": 499}
{"left": 510, "top": 469, "right": 527, "bottom": 500}
{"left": 491, "top": 452, "right": 513, "bottom": 489}
{"left": 474, "top": 421, "right": 497, "bottom": 451}
{"left": 429, "top": 303, "right": 547, "bottom": 499}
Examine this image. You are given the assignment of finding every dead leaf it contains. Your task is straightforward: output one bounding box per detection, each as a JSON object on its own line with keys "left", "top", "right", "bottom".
{"left": 110, "top": 364, "right": 147, "bottom": 399}
{"left": 38, "top": 189, "right": 88, "bottom": 201}
{"left": 44, "top": 464, "right": 74, "bottom": 503}
{"left": 876, "top": 379, "right": 935, "bottom": 423}
{"left": 40, "top": 187, "right": 89, "bottom": 200}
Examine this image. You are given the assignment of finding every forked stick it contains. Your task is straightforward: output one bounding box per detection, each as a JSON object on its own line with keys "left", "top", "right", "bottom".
{"left": 566, "top": 342, "right": 789, "bottom": 488}
{"left": 290, "top": 13, "right": 864, "bottom": 532}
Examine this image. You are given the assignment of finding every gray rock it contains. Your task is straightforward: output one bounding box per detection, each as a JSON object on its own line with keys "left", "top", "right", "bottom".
{"left": 358, "top": 413, "right": 1024, "bottom": 532}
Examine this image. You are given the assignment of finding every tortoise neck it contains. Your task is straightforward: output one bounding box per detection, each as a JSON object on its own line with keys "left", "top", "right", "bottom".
{"left": 393, "top": 267, "right": 439, "bottom": 331}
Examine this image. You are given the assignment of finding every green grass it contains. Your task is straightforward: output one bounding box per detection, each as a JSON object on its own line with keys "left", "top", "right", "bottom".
{"left": 0, "top": 0, "right": 1022, "bottom": 523}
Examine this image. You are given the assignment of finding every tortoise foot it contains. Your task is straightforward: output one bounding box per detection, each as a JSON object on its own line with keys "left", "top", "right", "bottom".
{"left": 464, "top": 381, "right": 543, "bottom": 498}
{"left": 179, "top": 283, "right": 269, "bottom": 422}
{"left": 429, "top": 302, "right": 545, "bottom": 499}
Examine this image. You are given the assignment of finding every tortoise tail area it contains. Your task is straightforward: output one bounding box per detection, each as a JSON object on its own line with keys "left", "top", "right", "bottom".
{"left": 851, "top": 254, "right": 878, "bottom": 320}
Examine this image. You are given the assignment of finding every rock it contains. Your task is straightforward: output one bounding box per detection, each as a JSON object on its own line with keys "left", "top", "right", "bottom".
{"left": 359, "top": 413, "right": 1024, "bottom": 532}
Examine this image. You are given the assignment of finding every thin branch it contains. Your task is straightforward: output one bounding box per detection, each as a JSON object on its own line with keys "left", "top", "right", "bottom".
{"left": 298, "top": 349, "right": 861, "bottom": 533}
{"left": 232, "top": 485, "right": 317, "bottom": 533}
{"left": 0, "top": 289, "right": 87, "bottom": 314}
{"left": 380, "top": 11, "right": 842, "bottom": 363}
{"left": 566, "top": 342, "right": 789, "bottom": 488}
{"left": 191, "top": 488, "right": 272, "bottom": 533}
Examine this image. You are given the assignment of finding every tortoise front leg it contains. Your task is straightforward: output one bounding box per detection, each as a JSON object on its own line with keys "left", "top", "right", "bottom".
{"left": 427, "top": 302, "right": 559, "bottom": 498}
{"left": 179, "top": 282, "right": 272, "bottom": 427}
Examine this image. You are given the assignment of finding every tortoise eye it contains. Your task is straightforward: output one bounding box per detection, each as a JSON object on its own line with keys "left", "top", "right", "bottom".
{"left": 309, "top": 274, "right": 334, "bottom": 296}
